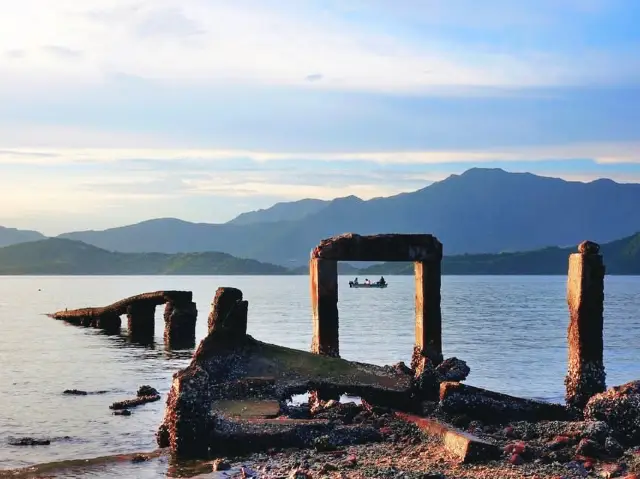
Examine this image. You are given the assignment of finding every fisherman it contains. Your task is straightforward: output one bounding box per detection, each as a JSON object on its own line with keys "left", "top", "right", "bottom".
{"left": 379, "top": 276, "right": 386, "bottom": 286}
{"left": 365, "top": 278, "right": 370, "bottom": 285}
{"left": 353, "top": 277, "right": 359, "bottom": 285}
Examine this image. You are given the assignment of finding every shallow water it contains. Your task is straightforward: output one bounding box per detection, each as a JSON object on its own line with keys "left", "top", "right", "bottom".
{"left": 0, "top": 275, "right": 638, "bottom": 474}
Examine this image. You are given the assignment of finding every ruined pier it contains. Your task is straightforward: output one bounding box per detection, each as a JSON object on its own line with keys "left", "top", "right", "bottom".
{"left": 49, "top": 290, "right": 197, "bottom": 347}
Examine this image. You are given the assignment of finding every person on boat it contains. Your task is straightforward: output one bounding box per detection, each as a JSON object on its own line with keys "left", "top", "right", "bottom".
{"left": 353, "top": 277, "right": 359, "bottom": 285}
{"left": 379, "top": 276, "right": 386, "bottom": 286}
{"left": 364, "top": 278, "right": 370, "bottom": 285}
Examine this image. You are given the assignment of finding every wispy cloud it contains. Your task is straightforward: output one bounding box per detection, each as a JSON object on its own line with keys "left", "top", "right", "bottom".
{"left": 42, "top": 45, "right": 84, "bottom": 59}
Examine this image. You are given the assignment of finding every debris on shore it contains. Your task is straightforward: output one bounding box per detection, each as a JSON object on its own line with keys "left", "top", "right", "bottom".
{"left": 110, "top": 385, "right": 160, "bottom": 410}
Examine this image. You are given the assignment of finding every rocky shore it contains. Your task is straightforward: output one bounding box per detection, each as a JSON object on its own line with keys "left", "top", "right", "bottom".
{"left": 188, "top": 399, "right": 640, "bottom": 479}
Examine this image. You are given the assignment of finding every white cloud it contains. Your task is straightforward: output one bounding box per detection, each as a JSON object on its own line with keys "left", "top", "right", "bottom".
{"left": 0, "top": 141, "right": 638, "bottom": 166}
{"left": 0, "top": 0, "right": 637, "bottom": 94}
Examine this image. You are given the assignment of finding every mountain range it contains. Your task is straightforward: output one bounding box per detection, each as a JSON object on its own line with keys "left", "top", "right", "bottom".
{"left": 1, "top": 233, "right": 639, "bottom": 275}
{"left": 3, "top": 168, "right": 640, "bottom": 266}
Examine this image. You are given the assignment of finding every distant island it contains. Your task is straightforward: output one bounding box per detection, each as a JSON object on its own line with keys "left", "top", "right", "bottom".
{"left": 1, "top": 233, "right": 639, "bottom": 275}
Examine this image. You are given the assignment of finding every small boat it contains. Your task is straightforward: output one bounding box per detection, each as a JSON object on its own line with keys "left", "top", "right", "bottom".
{"left": 348, "top": 281, "right": 388, "bottom": 288}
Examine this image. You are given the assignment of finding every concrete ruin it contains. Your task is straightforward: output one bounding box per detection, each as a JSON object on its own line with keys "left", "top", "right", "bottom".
{"left": 310, "top": 233, "right": 444, "bottom": 370}
{"left": 565, "top": 240, "right": 607, "bottom": 410}
{"left": 46, "top": 233, "right": 630, "bottom": 467}
{"left": 49, "top": 291, "right": 197, "bottom": 348}
{"left": 157, "top": 286, "right": 421, "bottom": 458}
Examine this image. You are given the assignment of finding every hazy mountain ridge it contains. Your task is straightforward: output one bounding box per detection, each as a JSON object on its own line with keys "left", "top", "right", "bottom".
{"left": 228, "top": 198, "right": 330, "bottom": 225}
{"left": 0, "top": 226, "right": 46, "bottom": 248}
{"left": 9, "top": 168, "right": 640, "bottom": 266}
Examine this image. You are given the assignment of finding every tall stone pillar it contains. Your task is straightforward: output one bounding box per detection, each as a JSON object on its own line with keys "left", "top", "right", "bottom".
{"left": 208, "top": 287, "right": 248, "bottom": 338}
{"left": 411, "top": 258, "right": 443, "bottom": 372}
{"left": 565, "top": 240, "right": 606, "bottom": 409}
{"left": 310, "top": 258, "right": 339, "bottom": 357}
{"left": 164, "top": 301, "right": 197, "bottom": 349}
{"left": 127, "top": 303, "right": 156, "bottom": 341}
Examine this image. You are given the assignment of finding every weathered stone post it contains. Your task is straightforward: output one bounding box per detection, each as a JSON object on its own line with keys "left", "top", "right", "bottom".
{"left": 127, "top": 303, "right": 156, "bottom": 340}
{"left": 565, "top": 240, "right": 606, "bottom": 410}
{"left": 310, "top": 258, "right": 339, "bottom": 358}
{"left": 411, "top": 243, "right": 444, "bottom": 371}
{"left": 95, "top": 312, "right": 122, "bottom": 333}
{"left": 208, "top": 287, "right": 248, "bottom": 338}
{"left": 164, "top": 301, "right": 197, "bottom": 349}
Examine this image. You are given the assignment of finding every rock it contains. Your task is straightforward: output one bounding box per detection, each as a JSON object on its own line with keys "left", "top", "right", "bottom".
{"left": 390, "top": 361, "right": 413, "bottom": 376}
{"left": 312, "top": 435, "right": 337, "bottom": 452}
{"left": 212, "top": 458, "right": 231, "bottom": 471}
{"left": 319, "top": 462, "right": 339, "bottom": 473}
{"left": 114, "top": 409, "right": 132, "bottom": 416}
{"left": 8, "top": 437, "right": 50, "bottom": 446}
{"left": 413, "top": 360, "right": 438, "bottom": 400}
{"left": 578, "top": 240, "right": 600, "bottom": 255}
{"left": 137, "top": 385, "right": 159, "bottom": 397}
{"left": 585, "top": 381, "right": 640, "bottom": 446}
{"left": 131, "top": 454, "right": 150, "bottom": 463}
{"left": 576, "top": 438, "right": 604, "bottom": 458}
{"left": 63, "top": 389, "right": 87, "bottom": 395}
{"left": 435, "top": 357, "right": 470, "bottom": 382}
{"left": 439, "top": 382, "right": 571, "bottom": 423}
{"left": 548, "top": 435, "right": 572, "bottom": 450}
{"left": 606, "top": 436, "right": 625, "bottom": 457}
{"left": 110, "top": 394, "right": 161, "bottom": 410}
{"left": 509, "top": 453, "right": 524, "bottom": 465}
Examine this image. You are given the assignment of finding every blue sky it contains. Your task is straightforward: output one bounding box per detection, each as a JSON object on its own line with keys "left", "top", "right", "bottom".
{"left": 1, "top": 0, "right": 639, "bottom": 234}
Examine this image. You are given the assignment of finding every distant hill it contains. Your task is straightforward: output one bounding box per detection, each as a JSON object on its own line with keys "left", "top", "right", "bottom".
{"left": 228, "top": 199, "right": 329, "bottom": 225}
{"left": 0, "top": 238, "right": 290, "bottom": 275}
{"left": 2, "top": 234, "right": 639, "bottom": 276}
{"left": 358, "top": 232, "right": 640, "bottom": 276}
{"left": 56, "top": 169, "right": 640, "bottom": 266}
{"left": 0, "top": 226, "right": 46, "bottom": 247}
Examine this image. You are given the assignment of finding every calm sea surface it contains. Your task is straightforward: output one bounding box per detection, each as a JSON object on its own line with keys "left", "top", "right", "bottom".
{"left": 0, "top": 275, "right": 638, "bottom": 476}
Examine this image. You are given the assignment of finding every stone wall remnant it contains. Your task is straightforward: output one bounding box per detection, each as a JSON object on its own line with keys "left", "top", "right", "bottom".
{"left": 565, "top": 240, "right": 606, "bottom": 410}
{"left": 48, "top": 290, "right": 195, "bottom": 348}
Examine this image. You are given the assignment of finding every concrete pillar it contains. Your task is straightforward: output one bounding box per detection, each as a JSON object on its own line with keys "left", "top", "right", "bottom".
{"left": 310, "top": 258, "right": 339, "bottom": 357}
{"left": 127, "top": 303, "right": 156, "bottom": 340}
{"left": 164, "top": 301, "right": 197, "bottom": 349}
{"left": 208, "top": 287, "right": 247, "bottom": 338}
{"left": 565, "top": 240, "right": 606, "bottom": 410}
{"left": 96, "top": 312, "right": 122, "bottom": 333}
{"left": 411, "top": 259, "right": 443, "bottom": 371}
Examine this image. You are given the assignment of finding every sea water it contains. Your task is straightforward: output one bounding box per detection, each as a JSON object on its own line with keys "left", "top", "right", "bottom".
{"left": 0, "top": 275, "right": 638, "bottom": 475}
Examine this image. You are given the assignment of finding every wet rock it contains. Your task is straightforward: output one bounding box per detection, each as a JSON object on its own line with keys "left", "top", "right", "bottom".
{"left": 413, "top": 360, "right": 438, "bottom": 400}
{"left": 606, "top": 436, "right": 625, "bottom": 457}
{"left": 576, "top": 438, "right": 604, "bottom": 458}
{"left": 114, "top": 409, "right": 132, "bottom": 416}
{"left": 110, "top": 394, "right": 161, "bottom": 410}
{"left": 435, "top": 357, "right": 470, "bottom": 382}
{"left": 131, "top": 454, "right": 150, "bottom": 463}
{"left": 8, "top": 437, "right": 51, "bottom": 446}
{"left": 63, "top": 389, "right": 88, "bottom": 395}
{"left": 439, "top": 382, "right": 570, "bottom": 423}
{"left": 390, "top": 361, "right": 413, "bottom": 376}
{"left": 212, "top": 458, "right": 231, "bottom": 471}
{"left": 585, "top": 381, "right": 640, "bottom": 446}
{"left": 137, "top": 385, "right": 159, "bottom": 397}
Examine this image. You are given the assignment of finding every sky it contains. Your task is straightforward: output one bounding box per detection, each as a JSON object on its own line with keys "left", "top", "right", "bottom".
{"left": 1, "top": 0, "right": 640, "bottom": 235}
